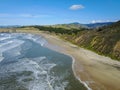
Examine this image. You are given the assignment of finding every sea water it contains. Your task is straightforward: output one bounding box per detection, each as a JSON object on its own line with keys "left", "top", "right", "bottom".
{"left": 0, "top": 33, "right": 87, "bottom": 90}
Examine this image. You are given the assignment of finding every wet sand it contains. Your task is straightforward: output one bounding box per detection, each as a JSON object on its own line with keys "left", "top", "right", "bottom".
{"left": 1, "top": 28, "right": 120, "bottom": 90}
{"left": 36, "top": 31, "right": 120, "bottom": 90}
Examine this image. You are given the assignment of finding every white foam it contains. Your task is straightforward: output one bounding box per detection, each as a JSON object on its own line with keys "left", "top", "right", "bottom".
{"left": 0, "top": 39, "right": 24, "bottom": 53}
{"left": 0, "top": 33, "right": 47, "bottom": 47}
{"left": 22, "top": 34, "right": 47, "bottom": 46}
{"left": 70, "top": 56, "right": 92, "bottom": 90}
{"left": 0, "top": 53, "right": 4, "bottom": 62}
{"left": 59, "top": 52, "right": 92, "bottom": 90}
{"left": 17, "top": 57, "right": 55, "bottom": 90}
{"left": 0, "top": 37, "right": 10, "bottom": 41}
{"left": 5, "top": 46, "right": 21, "bottom": 57}
{"left": 0, "top": 33, "right": 74, "bottom": 90}
{"left": 5, "top": 56, "right": 67, "bottom": 90}
{"left": 0, "top": 40, "right": 13, "bottom": 47}
{"left": 0, "top": 53, "right": 69, "bottom": 90}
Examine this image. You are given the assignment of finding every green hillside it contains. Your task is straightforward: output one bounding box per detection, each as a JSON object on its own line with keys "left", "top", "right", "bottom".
{"left": 46, "top": 23, "right": 86, "bottom": 30}
{"left": 47, "top": 22, "right": 113, "bottom": 29}
{"left": 31, "top": 21, "right": 120, "bottom": 61}
{"left": 63, "top": 21, "right": 120, "bottom": 60}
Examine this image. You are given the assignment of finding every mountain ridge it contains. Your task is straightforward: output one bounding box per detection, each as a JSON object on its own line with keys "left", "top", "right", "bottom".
{"left": 47, "top": 22, "right": 114, "bottom": 29}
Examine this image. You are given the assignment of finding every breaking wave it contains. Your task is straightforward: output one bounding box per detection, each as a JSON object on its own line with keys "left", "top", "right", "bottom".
{"left": 0, "top": 33, "right": 87, "bottom": 90}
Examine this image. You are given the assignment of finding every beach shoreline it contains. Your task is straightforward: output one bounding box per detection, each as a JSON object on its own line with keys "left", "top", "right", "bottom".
{"left": 1, "top": 29, "right": 120, "bottom": 90}
{"left": 36, "top": 31, "right": 120, "bottom": 90}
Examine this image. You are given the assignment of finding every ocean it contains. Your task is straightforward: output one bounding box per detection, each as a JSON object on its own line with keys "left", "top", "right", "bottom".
{"left": 0, "top": 33, "right": 87, "bottom": 90}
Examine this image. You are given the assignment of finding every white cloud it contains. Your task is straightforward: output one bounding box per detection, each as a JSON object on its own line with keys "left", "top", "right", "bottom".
{"left": 19, "top": 14, "right": 50, "bottom": 18}
{"left": 19, "top": 14, "right": 33, "bottom": 18}
{"left": 70, "top": 4, "right": 84, "bottom": 10}
{"left": 91, "top": 20, "right": 111, "bottom": 23}
{"left": 0, "top": 13, "right": 12, "bottom": 17}
{"left": 0, "top": 13, "right": 51, "bottom": 18}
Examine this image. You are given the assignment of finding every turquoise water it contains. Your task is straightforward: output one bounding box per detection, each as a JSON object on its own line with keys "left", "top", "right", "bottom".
{"left": 0, "top": 33, "right": 87, "bottom": 90}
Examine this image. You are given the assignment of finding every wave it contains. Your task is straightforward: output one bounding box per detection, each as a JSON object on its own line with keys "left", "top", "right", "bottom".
{"left": 0, "top": 33, "right": 46, "bottom": 62}
{"left": 0, "top": 39, "right": 24, "bottom": 52}
{"left": 21, "top": 33, "right": 47, "bottom": 46}
{"left": 0, "top": 53, "right": 4, "bottom": 62}
{"left": 0, "top": 33, "right": 88, "bottom": 90}
{"left": 0, "top": 33, "right": 69, "bottom": 89}
{"left": 0, "top": 56, "right": 68, "bottom": 90}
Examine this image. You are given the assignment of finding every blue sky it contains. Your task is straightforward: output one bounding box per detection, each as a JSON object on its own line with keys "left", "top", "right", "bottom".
{"left": 0, "top": 0, "right": 120, "bottom": 25}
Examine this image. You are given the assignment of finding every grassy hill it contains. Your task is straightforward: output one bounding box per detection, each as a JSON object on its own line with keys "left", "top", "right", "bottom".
{"left": 62, "top": 21, "right": 120, "bottom": 60}
{"left": 47, "top": 22, "right": 86, "bottom": 30}
{"left": 22, "top": 21, "right": 120, "bottom": 61}
{"left": 48, "top": 22, "right": 113, "bottom": 29}
{"left": 31, "top": 25, "right": 87, "bottom": 34}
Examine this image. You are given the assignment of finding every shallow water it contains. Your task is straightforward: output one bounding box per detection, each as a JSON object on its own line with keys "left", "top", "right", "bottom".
{"left": 0, "top": 33, "right": 87, "bottom": 90}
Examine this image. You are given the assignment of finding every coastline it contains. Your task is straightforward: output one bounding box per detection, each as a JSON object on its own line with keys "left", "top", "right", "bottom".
{"left": 71, "top": 56, "right": 92, "bottom": 90}
{"left": 35, "top": 31, "right": 120, "bottom": 90}
{"left": 1, "top": 29, "right": 120, "bottom": 90}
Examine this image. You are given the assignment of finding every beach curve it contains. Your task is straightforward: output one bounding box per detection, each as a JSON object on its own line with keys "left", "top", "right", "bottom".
{"left": 1, "top": 29, "right": 120, "bottom": 90}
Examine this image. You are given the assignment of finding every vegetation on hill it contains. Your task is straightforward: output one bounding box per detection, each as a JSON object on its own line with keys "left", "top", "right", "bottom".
{"left": 31, "top": 25, "right": 87, "bottom": 34}
{"left": 48, "top": 23, "right": 86, "bottom": 30}
{"left": 23, "top": 21, "right": 120, "bottom": 61}
{"left": 47, "top": 22, "right": 113, "bottom": 29}
{"left": 63, "top": 21, "right": 120, "bottom": 60}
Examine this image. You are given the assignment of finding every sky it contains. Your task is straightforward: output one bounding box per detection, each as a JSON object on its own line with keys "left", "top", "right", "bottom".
{"left": 0, "top": 0, "right": 120, "bottom": 25}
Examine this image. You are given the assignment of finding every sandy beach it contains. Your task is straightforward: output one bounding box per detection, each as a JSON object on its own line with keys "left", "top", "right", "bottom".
{"left": 1, "top": 28, "right": 120, "bottom": 90}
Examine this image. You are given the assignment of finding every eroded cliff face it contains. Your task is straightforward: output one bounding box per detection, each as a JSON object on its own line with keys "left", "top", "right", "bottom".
{"left": 63, "top": 21, "right": 120, "bottom": 61}
{"left": 113, "top": 41, "right": 120, "bottom": 59}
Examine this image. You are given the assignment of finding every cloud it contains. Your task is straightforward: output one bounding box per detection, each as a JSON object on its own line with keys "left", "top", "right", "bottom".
{"left": 70, "top": 4, "right": 84, "bottom": 10}
{"left": 0, "top": 13, "right": 51, "bottom": 18}
{"left": 91, "top": 20, "right": 111, "bottom": 23}
{"left": 19, "top": 14, "right": 33, "bottom": 18}
{"left": 0, "top": 13, "right": 12, "bottom": 17}
{"left": 19, "top": 14, "right": 50, "bottom": 18}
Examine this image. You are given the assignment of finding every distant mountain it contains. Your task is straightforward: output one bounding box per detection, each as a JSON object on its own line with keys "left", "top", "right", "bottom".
{"left": 70, "top": 22, "right": 114, "bottom": 28}
{"left": 49, "top": 22, "right": 114, "bottom": 29}
{"left": 69, "top": 22, "right": 82, "bottom": 25}
{"left": 0, "top": 25, "right": 21, "bottom": 28}
{"left": 84, "top": 22, "right": 114, "bottom": 28}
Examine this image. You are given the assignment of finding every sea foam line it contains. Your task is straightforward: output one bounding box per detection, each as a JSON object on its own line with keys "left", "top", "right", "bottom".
{"left": 25, "top": 33, "right": 92, "bottom": 90}
{"left": 62, "top": 53, "right": 92, "bottom": 90}
{"left": 39, "top": 34, "right": 92, "bottom": 90}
